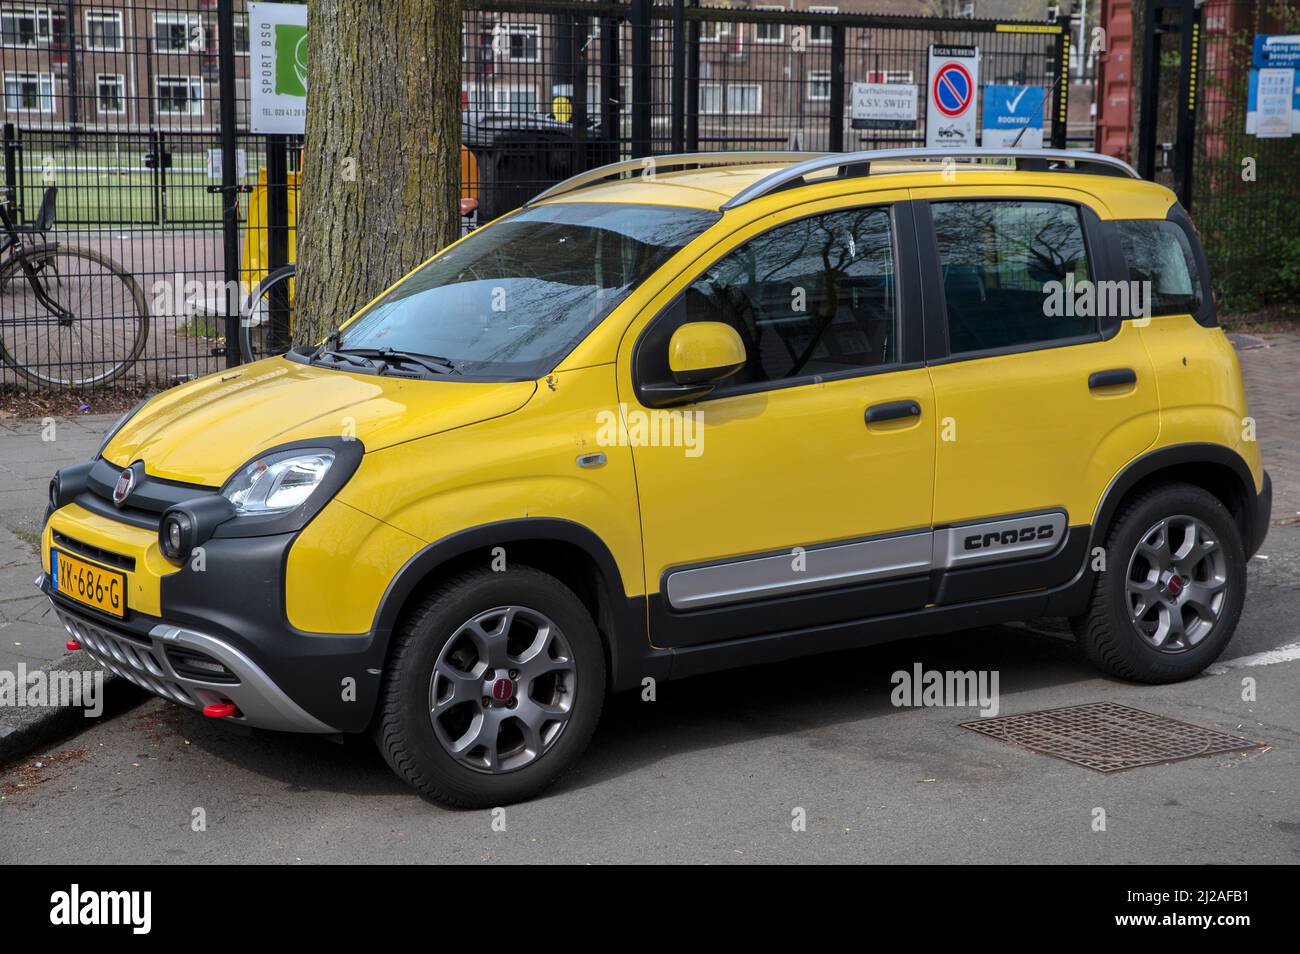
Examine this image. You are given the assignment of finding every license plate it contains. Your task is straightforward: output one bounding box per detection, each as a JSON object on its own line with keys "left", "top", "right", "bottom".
{"left": 51, "top": 547, "right": 126, "bottom": 618}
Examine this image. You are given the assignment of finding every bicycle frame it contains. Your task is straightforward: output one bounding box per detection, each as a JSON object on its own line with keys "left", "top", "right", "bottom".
{"left": 0, "top": 204, "right": 75, "bottom": 322}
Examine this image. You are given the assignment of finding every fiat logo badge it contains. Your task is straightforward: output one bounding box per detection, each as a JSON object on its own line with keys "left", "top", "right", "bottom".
{"left": 112, "top": 467, "right": 135, "bottom": 507}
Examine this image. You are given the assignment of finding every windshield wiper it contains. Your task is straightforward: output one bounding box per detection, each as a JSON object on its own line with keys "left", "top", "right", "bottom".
{"left": 334, "top": 346, "right": 459, "bottom": 375}
{"left": 310, "top": 347, "right": 381, "bottom": 370}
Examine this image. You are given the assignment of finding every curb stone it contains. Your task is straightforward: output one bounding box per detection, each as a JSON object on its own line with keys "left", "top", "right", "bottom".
{"left": 0, "top": 653, "right": 147, "bottom": 768}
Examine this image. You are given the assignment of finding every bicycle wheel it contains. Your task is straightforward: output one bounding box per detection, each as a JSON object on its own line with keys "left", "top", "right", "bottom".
{"left": 0, "top": 244, "right": 149, "bottom": 387}
{"left": 240, "top": 264, "right": 296, "bottom": 363}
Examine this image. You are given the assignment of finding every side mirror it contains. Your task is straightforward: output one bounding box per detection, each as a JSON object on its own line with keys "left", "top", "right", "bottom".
{"left": 642, "top": 321, "right": 747, "bottom": 406}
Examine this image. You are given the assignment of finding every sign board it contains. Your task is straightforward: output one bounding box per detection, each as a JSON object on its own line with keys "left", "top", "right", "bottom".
{"left": 851, "top": 82, "right": 919, "bottom": 130}
{"left": 206, "top": 148, "right": 248, "bottom": 180}
{"left": 926, "top": 46, "right": 980, "bottom": 148}
{"left": 1252, "top": 34, "right": 1300, "bottom": 69}
{"left": 981, "top": 85, "right": 1045, "bottom": 148}
{"left": 1247, "top": 36, "right": 1300, "bottom": 136}
{"left": 1248, "top": 68, "right": 1297, "bottom": 137}
{"left": 249, "top": 2, "right": 308, "bottom": 135}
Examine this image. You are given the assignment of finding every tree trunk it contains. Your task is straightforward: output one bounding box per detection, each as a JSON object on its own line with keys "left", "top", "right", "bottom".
{"left": 294, "top": 0, "right": 461, "bottom": 345}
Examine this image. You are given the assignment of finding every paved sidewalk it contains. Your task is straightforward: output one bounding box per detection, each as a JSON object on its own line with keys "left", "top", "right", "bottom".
{"left": 0, "top": 413, "right": 115, "bottom": 672}
{"left": 1238, "top": 331, "right": 1300, "bottom": 524}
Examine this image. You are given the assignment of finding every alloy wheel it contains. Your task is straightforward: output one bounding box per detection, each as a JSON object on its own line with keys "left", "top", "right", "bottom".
{"left": 428, "top": 605, "right": 577, "bottom": 773}
{"left": 1124, "top": 515, "right": 1227, "bottom": 653}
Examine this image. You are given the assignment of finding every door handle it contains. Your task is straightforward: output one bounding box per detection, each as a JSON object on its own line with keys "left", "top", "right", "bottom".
{"left": 1088, "top": 368, "right": 1137, "bottom": 390}
{"left": 865, "top": 400, "right": 921, "bottom": 424}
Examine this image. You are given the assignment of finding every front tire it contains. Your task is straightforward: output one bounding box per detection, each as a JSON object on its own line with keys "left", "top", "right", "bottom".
{"left": 1071, "top": 483, "right": 1246, "bottom": 683}
{"left": 373, "top": 566, "right": 605, "bottom": 808}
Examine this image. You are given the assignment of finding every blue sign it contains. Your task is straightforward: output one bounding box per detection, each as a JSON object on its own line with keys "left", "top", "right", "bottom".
{"left": 981, "top": 84, "right": 1045, "bottom": 147}
{"left": 1253, "top": 34, "right": 1300, "bottom": 69}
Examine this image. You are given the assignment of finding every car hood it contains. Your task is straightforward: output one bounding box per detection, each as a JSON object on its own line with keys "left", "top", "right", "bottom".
{"left": 103, "top": 358, "right": 537, "bottom": 485}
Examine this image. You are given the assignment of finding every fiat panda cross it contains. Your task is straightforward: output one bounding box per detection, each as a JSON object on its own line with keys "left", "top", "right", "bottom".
{"left": 42, "top": 149, "right": 1271, "bottom": 807}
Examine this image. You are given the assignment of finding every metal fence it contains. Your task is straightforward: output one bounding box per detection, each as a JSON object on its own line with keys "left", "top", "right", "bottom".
{"left": 2, "top": 0, "right": 1069, "bottom": 391}
{"left": 1191, "top": 0, "right": 1300, "bottom": 313}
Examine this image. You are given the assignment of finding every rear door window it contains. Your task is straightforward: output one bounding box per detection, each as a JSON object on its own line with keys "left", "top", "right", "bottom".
{"left": 931, "top": 200, "right": 1094, "bottom": 355}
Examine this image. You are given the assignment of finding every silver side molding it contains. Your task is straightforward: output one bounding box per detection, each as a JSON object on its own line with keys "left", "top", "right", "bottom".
{"left": 664, "top": 510, "right": 1068, "bottom": 610}
{"left": 666, "top": 531, "right": 931, "bottom": 611}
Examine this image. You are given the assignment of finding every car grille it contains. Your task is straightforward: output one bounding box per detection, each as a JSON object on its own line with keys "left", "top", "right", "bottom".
{"left": 51, "top": 530, "right": 136, "bottom": 571}
{"left": 57, "top": 609, "right": 239, "bottom": 708}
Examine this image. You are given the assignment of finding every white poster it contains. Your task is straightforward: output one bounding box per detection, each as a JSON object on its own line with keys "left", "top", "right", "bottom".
{"left": 1255, "top": 67, "right": 1295, "bottom": 138}
{"left": 249, "top": 2, "right": 309, "bottom": 135}
{"left": 851, "top": 83, "right": 919, "bottom": 130}
{"left": 925, "top": 45, "right": 980, "bottom": 148}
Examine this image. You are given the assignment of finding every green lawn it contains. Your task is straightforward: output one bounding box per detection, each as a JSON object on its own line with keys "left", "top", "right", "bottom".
{"left": 12, "top": 148, "right": 251, "bottom": 227}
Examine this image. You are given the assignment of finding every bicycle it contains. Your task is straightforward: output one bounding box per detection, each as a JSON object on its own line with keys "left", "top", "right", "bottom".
{"left": 238, "top": 198, "right": 482, "bottom": 363}
{"left": 0, "top": 204, "right": 149, "bottom": 387}
{"left": 239, "top": 262, "right": 296, "bottom": 364}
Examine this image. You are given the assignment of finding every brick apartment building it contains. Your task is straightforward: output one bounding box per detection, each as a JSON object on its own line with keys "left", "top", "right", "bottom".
{"left": 1, "top": 1, "right": 252, "bottom": 132}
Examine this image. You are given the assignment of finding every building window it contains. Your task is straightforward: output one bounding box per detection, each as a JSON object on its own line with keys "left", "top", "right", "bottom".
{"left": 84, "top": 10, "right": 123, "bottom": 52}
{"left": 486, "top": 23, "right": 540, "bottom": 63}
{"left": 96, "top": 73, "right": 125, "bottom": 115}
{"left": 1, "top": 6, "right": 52, "bottom": 47}
{"left": 808, "top": 69, "right": 832, "bottom": 101}
{"left": 234, "top": 14, "right": 249, "bottom": 54}
{"left": 3, "top": 71, "right": 55, "bottom": 111}
{"left": 808, "top": 5, "right": 837, "bottom": 44}
{"left": 463, "top": 85, "right": 539, "bottom": 114}
{"left": 156, "top": 76, "right": 203, "bottom": 115}
{"left": 153, "top": 13, "right": 203, "bottom": 54}
{"left": 699, "top": 21, "right": 732, "bottom": 43}
{"left": 755, "top": 6, "right": 784, "bottom": 44}
{"left": 727, "top": 83, "right": 761, "bottom": 114}
{"left": 865, "top": 70, "right": 915, "bottom": 84}
{"left": 494, "top": 85, "right": 538, "bottom": 113}
{"left": 699, "top": 83, "right": 721, "bottom": 114}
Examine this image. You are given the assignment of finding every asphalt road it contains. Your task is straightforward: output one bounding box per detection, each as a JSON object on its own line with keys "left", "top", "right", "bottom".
{"left": 3, "top": 525, "right": 1297, "bottom": 865}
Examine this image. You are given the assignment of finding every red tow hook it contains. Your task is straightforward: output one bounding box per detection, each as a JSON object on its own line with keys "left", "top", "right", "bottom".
{"left": 66, "top": 638, "right": 81, "bottom": 651}
{"left": 203, "top": 702, "right": 239, "bottom": 719}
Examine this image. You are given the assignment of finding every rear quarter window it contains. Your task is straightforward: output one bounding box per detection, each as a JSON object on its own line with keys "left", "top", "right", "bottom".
{"left": 1117, "top": 220, "right": 1204, "bottom": 318}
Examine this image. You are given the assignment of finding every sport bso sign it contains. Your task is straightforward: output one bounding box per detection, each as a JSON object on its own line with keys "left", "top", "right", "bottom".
{"left": 926, "top": 45, "right": 980, "bottom": 148}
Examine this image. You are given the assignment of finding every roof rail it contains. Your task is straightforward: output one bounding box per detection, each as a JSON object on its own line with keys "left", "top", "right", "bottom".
{"left": 527, "top": 151, "right": 826, "bottom": 206}
{"left": 719, "top": 148, "right": 1141, "bottom": 210}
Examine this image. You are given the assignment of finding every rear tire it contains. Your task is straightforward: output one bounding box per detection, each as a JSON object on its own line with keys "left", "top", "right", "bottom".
{"left": 1071, "top": 483, "right": 1246, "bottom": 683}
{"left": 373, "top": 565, "right": 605, "bottom": 808}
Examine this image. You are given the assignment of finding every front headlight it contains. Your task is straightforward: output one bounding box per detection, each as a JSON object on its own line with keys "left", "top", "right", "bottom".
{"left": 221, "top": 449, "right": 336, "bottom": 515}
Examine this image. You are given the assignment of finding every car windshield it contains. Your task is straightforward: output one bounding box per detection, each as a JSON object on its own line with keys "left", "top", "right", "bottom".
{"left": 336, "top": 203, "right": 720, "bottom": 378}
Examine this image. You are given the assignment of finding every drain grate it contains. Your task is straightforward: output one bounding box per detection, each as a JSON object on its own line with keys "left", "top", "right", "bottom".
{"left": 960, "top": 702, "right": 1264, "bottom": 773}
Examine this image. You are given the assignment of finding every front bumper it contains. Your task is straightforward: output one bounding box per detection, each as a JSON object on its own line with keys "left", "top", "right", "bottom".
{"left": 39, "top": 526, "right": 388, "bottom": 734}
{"left": 50, "top": 598, "right": 337, "bottom": 733}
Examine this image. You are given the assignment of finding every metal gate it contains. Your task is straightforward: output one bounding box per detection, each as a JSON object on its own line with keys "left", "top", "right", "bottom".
{"left": 2, "top": 0, "right": 1068, "bottom": 391}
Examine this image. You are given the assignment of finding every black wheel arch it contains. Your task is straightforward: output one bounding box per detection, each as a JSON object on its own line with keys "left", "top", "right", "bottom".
{"left": 1092, "top": 443, "right": 1268, "bottom": 558}
{"left": 371, "top": 518, "right": 657, "bottom": 694}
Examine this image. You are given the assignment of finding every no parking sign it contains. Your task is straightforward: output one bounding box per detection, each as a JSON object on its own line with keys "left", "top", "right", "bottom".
{"left": 926, "top": 46, "right": 980, "bottom": 148}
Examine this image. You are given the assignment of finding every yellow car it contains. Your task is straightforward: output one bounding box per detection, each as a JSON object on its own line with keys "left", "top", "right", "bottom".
{"left": 42, "top": 149, "right": 1271, "bottom": 807}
